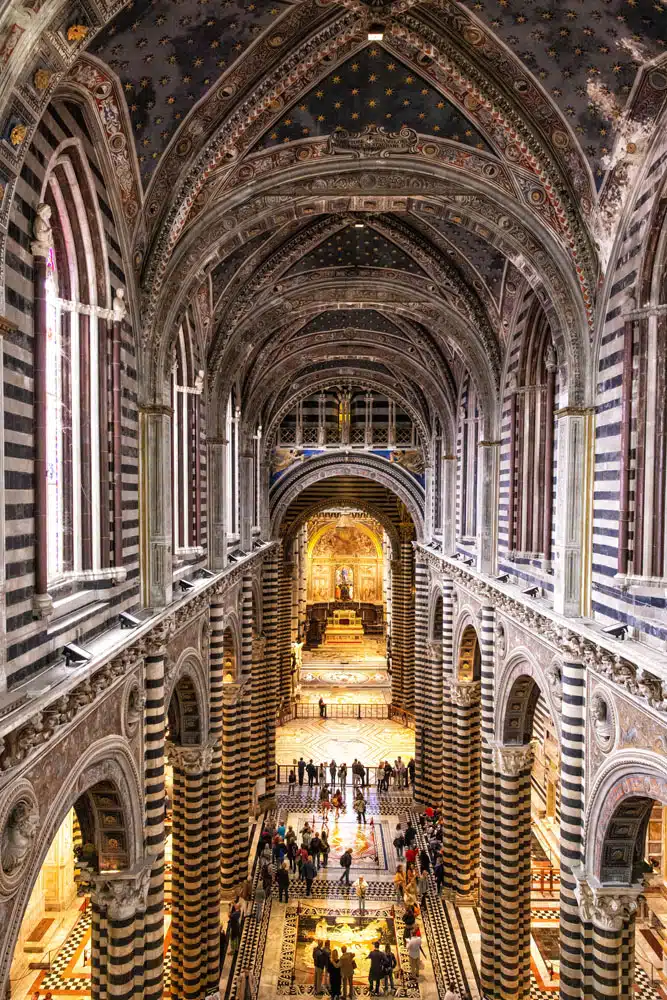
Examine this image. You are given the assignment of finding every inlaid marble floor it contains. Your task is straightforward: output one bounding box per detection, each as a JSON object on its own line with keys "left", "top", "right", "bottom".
{"left": 276, "top": 717, "right": 416, "bottom": 771}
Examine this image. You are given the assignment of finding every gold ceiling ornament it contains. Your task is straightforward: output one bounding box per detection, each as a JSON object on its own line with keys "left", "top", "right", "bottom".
{"left": 67, "top": 24, "right": 89, "bottom": 42}
{"left": 33, "top": 69, "right": 52, "bottom": 91}
{"left": 9, "top": 123, "right": 27, "bottom": 147}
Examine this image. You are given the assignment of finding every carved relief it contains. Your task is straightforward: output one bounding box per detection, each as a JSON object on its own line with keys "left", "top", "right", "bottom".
{"left": 0, "top": 780, "right": 39, "bottom": 894}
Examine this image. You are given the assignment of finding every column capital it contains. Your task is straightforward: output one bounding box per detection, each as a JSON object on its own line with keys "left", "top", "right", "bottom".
{"left": 166, "top": 740, "right": 215, "bottom": 774}
{"left": 146, "top": 617, "right": 176, "bottom": 655}
{"left": 222, "top": 681, "right": 241, "bottom": 705}
{"left": 449, "top": 679, "right": 481, "bottom": 707}
{"left": 573, "top": 875, "right": 643, "bottom": 931}
{"left": 494, "top": 742, "right": 533, "bottom": 776}
{"left": 90, "top": 858, "right": 153, "bottom": 920}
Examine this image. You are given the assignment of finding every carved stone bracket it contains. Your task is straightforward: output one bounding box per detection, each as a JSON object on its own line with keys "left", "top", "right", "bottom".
{"left": 494, "top": 742, "right": 534, "bottom": 777}
{"left": 573, "top": 875, "right": 643, "bottom": 931}
{"left": 165, "top": 740, "right": 215, "bottom": 775}
{"left": 90, "top": 859, "right": 153, "bottom": 921}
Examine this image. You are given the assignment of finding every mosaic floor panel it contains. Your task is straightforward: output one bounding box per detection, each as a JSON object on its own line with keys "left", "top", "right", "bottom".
{"left": 276, "top": 718, "right": 415, "bottom": 771}
{"left": 300, "top": 668, "right": 389, "bottom": 686}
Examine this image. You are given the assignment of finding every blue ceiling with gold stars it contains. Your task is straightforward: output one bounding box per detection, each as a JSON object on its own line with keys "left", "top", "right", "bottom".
{"left": 90, "top": 0, "right": 288, "bottom": 184}
{"left": 458, "top": 0, "right": 667, "bottom": 182}
{"left": 298, "top": 309, "right": 407, "bottom": 338}
{"left": 259, "top": 45, "right": 491, "bottom": 151}
{"left": 418, "top": 214, "right": 506, "bottom": 302}
{"left": 288, "top": 225, "right": 426, "bottom": 276}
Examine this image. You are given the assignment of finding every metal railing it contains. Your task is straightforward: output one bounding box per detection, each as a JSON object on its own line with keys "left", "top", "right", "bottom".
{"left": 290, "top": 702, "right": 390, "bottom": 720}
{"left": 275, "top": 763, "right": 413, "bottom": 789}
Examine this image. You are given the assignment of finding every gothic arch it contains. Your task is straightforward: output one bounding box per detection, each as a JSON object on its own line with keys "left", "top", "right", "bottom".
{"left": 496, "top": 648, "right": 561, "bottom": 743}
{"left": 281, "top": 497, "right": 401, "bottom": 560}
{"left": 166, "top": 649, "right": 208, "bottom": 745}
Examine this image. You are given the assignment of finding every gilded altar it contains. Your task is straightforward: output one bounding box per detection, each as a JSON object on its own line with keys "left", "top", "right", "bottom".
{"left": 324, "top": 608, "right": 364, "bottom": 644}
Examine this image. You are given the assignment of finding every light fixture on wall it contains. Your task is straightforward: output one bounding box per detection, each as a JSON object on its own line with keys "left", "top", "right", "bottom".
{"left": 119, "top": 611, "right": 142, "bottom": 629}
{"left": 367, "top": 22, "right": 384, "bottom": 40}
{"left": 602, "top": 622, "right": 629, "bottom": 640}
{"left": 496, "top": 573, "right": 510, "bottom": 583}
{"left": 63, "top": 642, "right": 92, "bottom": 667}
{"left": 460, "top": 555, "right": 474, "bottom": 566}
{"left": 522, "top": 586, "right": 540, "bottom": 598}
{"left": 354, "top": 222, "right": 365, "bottom": 229}
{"left": 197, "top": 568, "right": 216, "bottom": 579}
{"left": 179, "top": 579, "right": 195, "bottom": 592}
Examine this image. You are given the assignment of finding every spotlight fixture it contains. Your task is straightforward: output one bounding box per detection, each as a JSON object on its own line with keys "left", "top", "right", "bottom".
{"left": 197, "top": 568, "right": 216, "bottom": 579}
{"left": 496, "top": 573, "right": 510, "bottom": 583}
{"left": 603, "top": 622, "right": 629, "bottom": 640}
{"left": 354, "top": 222, "right": 365, "bottom": 229}
{"left": 460, "top": 555, "right": 474, "bottom": 566}
{"left": 367, "top": 22, "right": 384, "bottom": 40}
{"left": 227, "top": 552, "right": 238, "bottom": 563}
{"left": 119, "top": 611, "right": 142, "bottom": 629}
{"left": 522, "top": 586, "right": 540, "bottom": 598}
{"left": 178, "top": 579, "right": 195, "bottom": 593}
{"left": 63, "top": 642, "right": 92, "bottom": 667}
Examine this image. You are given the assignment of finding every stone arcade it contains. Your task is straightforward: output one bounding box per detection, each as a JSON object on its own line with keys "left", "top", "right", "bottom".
{"left": 0, "top": 1, "right": 666, "bottom": 998}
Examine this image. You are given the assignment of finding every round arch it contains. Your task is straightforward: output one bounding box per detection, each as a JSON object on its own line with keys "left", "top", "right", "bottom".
{"left": 165, "top": 647, "right": 208, "bottom": 739}
{"left": 495, "top": 648, "right": 561, "bottom": 743}
{"left": 269, "top": 453, "right": 425, "bottom": 541}
{"left": 307, "top": 519, "right": 383, "bottom": 560}
{"left": 281, "top": 497, "right": 401, "bottom": 560}
{"left": 0, "top": 738, "right": 143, "bottom": 993}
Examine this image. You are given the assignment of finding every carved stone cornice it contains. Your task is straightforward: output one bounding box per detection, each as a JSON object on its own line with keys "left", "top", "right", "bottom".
{"left": 449, "top": 680, "right": 481, "bottom": 707}
{"left": 90, "top": 860, "right": 153, "bottom": 921}
{"left": 573, "top": 877, "right": 643, "bottom": 931}
{"left": 494, "top": 743, "right": 533, "bottom": 777}
{"left": 166, "top": 741, "right": 215, "bottom": 775}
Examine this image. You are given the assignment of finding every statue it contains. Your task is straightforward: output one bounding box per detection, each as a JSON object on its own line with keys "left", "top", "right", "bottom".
{"left": 592, "top": 694, "right": 614, "bottom": 751}
{"left": 546, "top": 662, "right": 563, "bottom": 710}
{"left": 31, "top": 202, "right": 53, "bottom": 258}
{"left": 2, "top": 801, "right": 39, "bottom": 872}
{"left": 194, "top": 369, "right": 205, "bottom": 394}
{"left": 113, "top": 287, "right": 127, "bottom": 324}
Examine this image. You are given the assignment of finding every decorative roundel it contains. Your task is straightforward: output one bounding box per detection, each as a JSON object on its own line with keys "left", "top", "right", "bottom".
{"left": 94, "top": 81, "right": 113, "bottom": 100}
{"left": 268, "top": 97, "right": 284, "bottom": 111}
{"left": 268, "top": 35, "right": 284, "bottom": 47}
{"left": 147, "top": 201, "right": 160, "bottom": 217}
{"left": 123, "top": 679, "right": 145, "bottom": 739}
{"left": 591, "top": 690, "right": 616, "bottom": 754}
{"left": 463, "top": 93, "right": 481, "bottom": 112}
{"left": 482, "top": 163, "right": 499, "bottom": 178}
{"left": 504, "top": 144, "right": 522, "bottom": 162}
{"left": 528, "top": 187, "right": 546, "bottom": 206}
{"left": 236, "top": 164, "right": 255, "bottom": 182}
{"left": 221, "top": 84, "right": 236, "bottom": 98}
{"left": 421, "top": 143, "right": 438, "bottom": 158}
{"left": 108, "top": 132, "right": 126, "bottom": 153}
{"left": 176, "top": 137, "right": 192, "bottom": 158}
{"left": 463, "top": 26, "right": 484, "bottom": 46}
{"left": 513, "top": 79, "right": 530, "bottom": 95}
{"left": 649, "top": 70, "right": 667, "bottom": 91}
{"left": 296, "top": 147, "right": 312, "bottom": 161}
{"left": 0, "top": 781, "right": 40, "bottom": 895}
{"left": 551, "top": 130, "right": 570, "bottom": 150}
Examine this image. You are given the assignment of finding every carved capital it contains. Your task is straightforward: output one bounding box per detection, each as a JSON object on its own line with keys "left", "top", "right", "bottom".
{"left": 574, "top": 878, "right": 642, "bottom": 931}
{"left": 494, "top": 743, "right": 533, "bottom": 777}
{"left": 165, "top": 741, "right": 214, "bottom": 775}
{"left": 146, "top": 617, "right": 175, "bottom": 654}
{"left": 90, "top": 860, "right": 152, "bottom": 921}
{"left": 450, "top": 680, "right": 481, "bottom": 707}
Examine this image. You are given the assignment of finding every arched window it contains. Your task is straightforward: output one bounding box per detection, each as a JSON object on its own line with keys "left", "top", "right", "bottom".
{"left": 171, "top": 322, "right": 203, "bottom": 555}
{"left": 459, "top": 376, "right": 479, "bottom": 540}
{"left": 225, "top": 390, "right": 240, "bottom": 536}
{"left": 43, "top": 144, "right": 109, "bottom": 585}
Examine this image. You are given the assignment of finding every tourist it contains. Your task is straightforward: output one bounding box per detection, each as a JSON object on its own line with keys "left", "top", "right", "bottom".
{"left": 310, "top": 830, "right": 322, "bottom": 871}
{"left": 330, "top": 758, "right": 337, "bottom": 785}
{"left": 354, "top": 791, "right": 367, "bottom": 824}
{"left": 286, "top": 824, "right": 296, "bottom": 845}
{"left": 393, "top": 864, "right": 406, "bottom": 902}
{"left": 367, "top": 941, "right": 385, "bottom": 996}
{"left": 298, "top": 756, "right": 306, "bottom": 786}
{"left": 402, "top": 904, "right": 416, "bottom": 942}
{"left": 307, "top": 759, "right": 316, "bottom": 787}
{"left": 313, "top": 940, "right": 325, "bottom": 994}
{"left": 304, "top": 854, "right": 317, "bottom": 895}
{"left": 277, "top": 861, "right": 289, "bottom": 903}
{"left": 322, "top": 939, "right": 332, "bottom": 992}
{"left": 319, "top": 761, "right": 326, "bottom": 786}
{"left": 254, "top": 880, "right": 265, "bottom": 922}
{"left": 404, "top": 871, "right": 418, "bottom": 908}
{"left": 405, "top": 843, "right": 418, "bottom": 867}
{"left": 444, "top": 983, "right": 461, "bottom": 1000}
{"left": 393, "top": 824, "right": 405, "bottom": 859}
{"left": 228, "top": 903, "right": 242, "bottom": 955}
{"left": 355, "top": 874, "right": 368, "bottom": 914}
{"left": 277, "top": 819, "right": 286, "bottom": 838}
{"left": 406, "top": 932, "right": 425, "bottom": 978}
{"left": 301, "top": 823, "right": 312, "bottom": 850}
{"left": 273, "top": 837, "right": 286, "bottom": 865}
{"left": 419, "top": 848, "right": 431, "bottom": 873}
{"left": 339, "top": 761, "right": 348, "bottom": 790}
{"left": 261, "top": 862, "right": 273, "bottom": 895}
{"left": 332, "top": 789, "right": 344, "bottom": 818}
{"left": 287, "top": 838, "right": 298, "bottom": 873}
{"left": 339, "top": 944, "right": 356, "bottom": 998}
{"left": 329, "top": 947, "right": 342, "bottom": 1000}
{"left": 239, "top": 878, "right": 252, "bottom": 916}
{"left": 382, "top": 944, "right": 397, "bottom": 994}
{"left": 434, "top": 855, "right": 445, "bottom": 895}
{"left": 288, "top": 767, "right": 296, "bottom": 793}
{"left": 319, "top": 696, "right": 327, "bottom": 718}
{"left": 339, "top": 847, "right": 353, "bottom": 885}
{"left": 408, "top": 758, "right": 416, "bottom": 786}
{"left": 320, "top": 828, "right": 330, "bottom": 867}
{"left": 418, "top": 869, "right": 429, "bottom": 907}
{"left": 404, "top": 822, "right": 417, "bottom": 848}
{"left": 396, "top": 756, "right": 406, "bottom": 788}
{"left": 383, "top": 760, "right": 393, "bottom": 791}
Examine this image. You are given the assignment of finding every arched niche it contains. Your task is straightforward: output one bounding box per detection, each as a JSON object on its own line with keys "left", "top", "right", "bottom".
{"left": 457, "top": 623, "right": 481, "bottom": 682}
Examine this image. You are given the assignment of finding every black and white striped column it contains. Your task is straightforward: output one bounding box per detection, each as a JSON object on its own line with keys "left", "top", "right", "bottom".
{"left": 221, "top": 681, "right": 243, "bottom": 895}
{"left": 390, "top": 558, "right": 404, "bottom": 708}
{"left": 479, "top": 604, "right": 499, "bottom": 997}
{"left": 451, "top": 680, "right": 481, "bottom": 900}
{"left": 90, "top": 861, "right": 152, "bottom": 1000}
{"left": 559, "top": 659, "right": 587, "bottom": 999}
{"left": 278, "top": 555, "right": 293, "bottom": 705}
{"left": 400, "top": 530, "right": 415, "bottom": 713}
{"left": 263, "top": 553, "right": 279, "bottom": 803}
{"left": 166, "top": 742, "right": 214, "bottom": 1000}
{"left": 143, "top": 624, "right": 172, "bottom": 1000}
{"left": 440, "top": 577, "right": 455, "bottom": 889}
{"left": 206, "top": 593, "right": 224, "bottom": 988}
{"left": 236, "top": 573, "right": 253, "bottom": 880}
{"left": 574, "top": 883, "right": 642, "bottom": 1000}
{"left": 413, "top": 557, "right": 430, "bottom": 807}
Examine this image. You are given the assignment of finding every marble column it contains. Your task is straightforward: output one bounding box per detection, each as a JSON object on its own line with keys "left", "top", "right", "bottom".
{"left": 451, "top": 680, "right": 481, "bottom": 900}
{"left": 390, "top": 558, "right": 404, "bottom": 708}
{"left": 90, "top": 860, "right": 153, "bottom": 1000}
{"left": 262, "top": 553, "right": 279, "bottom": 804}
{"left": 240, "top": 449, "right": 254, "bottom": 553}
{"left": 442, "top": 456, "right": 457, "bottom": 556}
{"left": 141, "top": 406, "right": 173, "bottom": 607}
{"left": 440, "top": 577, "right": 456, "bottom": 889}
{"left": 278, "top": 556, "right": 293, "bottom": 705}
{"left": 206, "top": 593, "right": 225, "bottom": 988}
{"left": 220, "top": 681, "right": 244, "bottom": 894}
{"left": 479, "top": 605, "right": 499, "bottom": 997}
{"left": 208, "top": 438, "right": 227, "bottom": 570}
{"left": 31, "top": 218, "right": 53, "bottom": 618}
{"left": 399, "top": 527, "right": 415, "bottom": 713}
{"left": 553, "top": 409, "right": 595, "bottom": 617}
{"left": 413, "top": 556, "right": 429, "bottom": 806}
{"left": 559, "top": 659, "right": 587, "bottom": 1000}
{"left": 575, "top": 881, "right": 643, "bottom": 1000}
{"left": 143, "top": 622, "right": 172, "bottom": 1000}
{"left": 166, "top": 742, "right": 215, "bottom": 1000}
{"left": 476, "top": 441, "right": 499, "bottom": 576}
{"left": 236, "top": 573, "right": 253, "bottom": 876}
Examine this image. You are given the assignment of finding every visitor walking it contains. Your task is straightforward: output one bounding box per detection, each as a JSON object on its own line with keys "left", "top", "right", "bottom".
{"left": 307, "top": 759, "right": 316, "bottom": 787}
{"left": 319, "top": 761, "right": 326, "bottom": 786}
{"left": 330, "top": 759, "right": 337, "bottom": 785}
{"left": 310, "top": 831, "right": 322, "bottom": 871}
{"left": 339, "top": 847, "right": 353, "bottom": 885}
{"left": 367, "top": 942, "right": 385, "bottom": 996}
{"left": 402, "top": 904, "right": 416, "bottom": 942}
{"left": 322, "top": 940, "right": 332, "bottom": 993}
{"left": 298, "top": 756, "right": 306, "bottom": 786}
{"left": 277, "top": 861, "right": 289, "bottom": 903}
{"left": 287, "top": 838, "right": 298, "bottom": 873}
{"left": 339, "top": 945, "right": 356, "bottom": 998}
{"left": 304, "top": 854, "right": 317, "bottom": 896}
{"left": 408, "top": 757, "right": 415, "bottom": 786}
{"left": 228, "top": 903, "right": 242, "bottom": 956}
{"left": 329, "top": 948, "right": 342, "bottom": 1000}
{"left": 339, "top": 761, "right": 347, "bottom": 790}
{"left": 313, "top": 941, "right": 326, "bottom": 995}
{"left": 418, "top": 869, "right": 429, "bottom": 907}
{"left": 320, "top": 828, "right": 330, "bottom": 867}
{"left": 354, "top": 791, "right": 367, "bottom": 824}
{"left": 406, "top": 933, "right": 425, "bottom": 978}
{"left": 355, "top": 875, "right": 368, "bottom": 914}
{"left": 254, "top": 881, "right": 265, "bottom": 922}
{"left": 444, "top": 984, "right": 461, "bottom": 1000}
{"left": 393, "top": 864, "right": 406, "bottom": 902}
{"left": 382, "top": 944, "right": 397, "bottom": 994}
{"left": 393, "top": 824, "right": 405, "bottom": 859}
{"left": 288, "top": 767, "right": 296, "bottom": 793}
{"left": 319, "top": 696, "right": 327, "bottom": 718}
